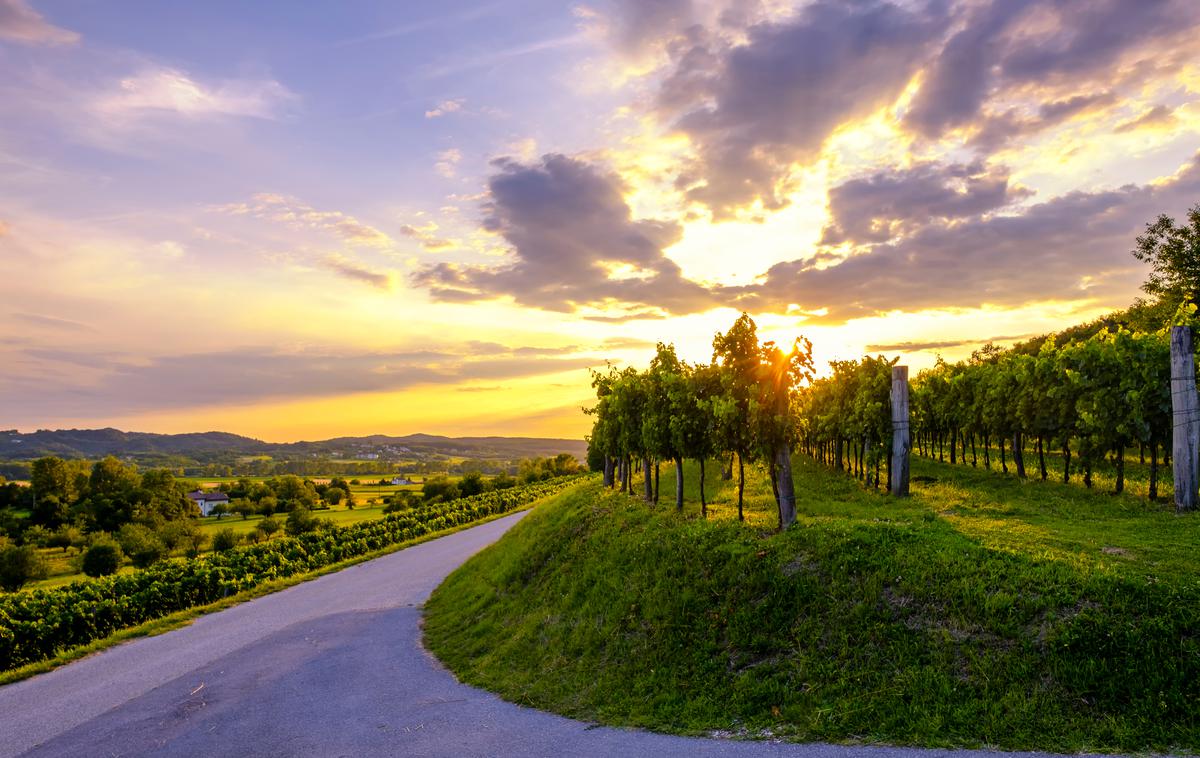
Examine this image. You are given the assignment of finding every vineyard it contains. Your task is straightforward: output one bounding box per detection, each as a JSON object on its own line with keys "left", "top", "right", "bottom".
{"left": 0, "top": 475, "right": 582, "bottom": 672}
{"left": 589, "top": 314, "right": 1200, "bottom": 517}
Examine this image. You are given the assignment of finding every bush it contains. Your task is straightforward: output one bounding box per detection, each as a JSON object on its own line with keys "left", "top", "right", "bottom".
{"left": 116, "top": 524, "right": 166, "bottom": 568}
{"left": 81, "top": 541, "right": 123, "bottom": 577}
{"left": 211, "top": 528, "right": 240, "bottom": 552}
{"left": 0, "top": 544, "right": 48, "bottom": 592}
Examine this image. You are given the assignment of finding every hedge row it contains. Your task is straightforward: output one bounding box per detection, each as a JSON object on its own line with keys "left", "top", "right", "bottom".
{"left": 0, "top": 475, "right": 583, "bottom": 671}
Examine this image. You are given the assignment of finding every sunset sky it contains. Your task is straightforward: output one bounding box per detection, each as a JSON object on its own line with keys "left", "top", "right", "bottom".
{"left": 2, "top": 0, "right": 1199, "bottom": 441}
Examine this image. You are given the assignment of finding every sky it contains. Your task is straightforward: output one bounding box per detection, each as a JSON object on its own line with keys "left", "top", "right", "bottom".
{"left": 1, "top": 0, "right": 1199, "bottom": 442}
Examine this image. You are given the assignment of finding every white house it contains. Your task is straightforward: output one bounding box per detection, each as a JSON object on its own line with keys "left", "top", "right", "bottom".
{"left": 187, "top": 489, "right": 230, "bottom": 517}
{"left": 390, "top": 476, "right": 412, "bottom": 486}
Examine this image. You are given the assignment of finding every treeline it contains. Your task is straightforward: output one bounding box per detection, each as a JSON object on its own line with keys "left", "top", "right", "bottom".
{"left": 909, "top": 328, "right": 1174, "bottom": 496}
{"left": 587, "top": 315, "right": 812, "bottom": 527}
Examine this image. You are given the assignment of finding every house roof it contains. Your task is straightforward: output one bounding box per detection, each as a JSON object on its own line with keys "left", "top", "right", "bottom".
{"left": 187, "top": 490, "right": 229, "bottom": 501}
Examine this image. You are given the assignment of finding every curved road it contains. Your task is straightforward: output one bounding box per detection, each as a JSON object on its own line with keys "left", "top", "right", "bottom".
{"left": 1, "top": 510, "right": 1090, "bottom": 758}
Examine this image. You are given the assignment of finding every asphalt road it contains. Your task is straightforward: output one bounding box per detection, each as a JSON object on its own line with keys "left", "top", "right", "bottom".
{"left": 0, "top": 510, "right": 1099, "bottom": 758}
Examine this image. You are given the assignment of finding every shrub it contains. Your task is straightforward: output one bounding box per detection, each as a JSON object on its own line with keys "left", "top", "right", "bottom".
{"left": 211, "top": 528, "right": 239, "bottom": 552}
{"left": 258, "top": 516, "right": 281, "bottom": 538}
{"left": 81, "top": 541, "right": 123, "bottom": 577}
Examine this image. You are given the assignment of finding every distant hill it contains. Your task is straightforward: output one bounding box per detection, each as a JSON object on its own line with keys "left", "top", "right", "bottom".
{"left": 0, "top": 428, "right": 586, "bottom": 462}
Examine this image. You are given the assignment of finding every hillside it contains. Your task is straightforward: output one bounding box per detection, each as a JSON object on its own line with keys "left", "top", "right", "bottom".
{"left": 0, "top": 428, "right": 586, "bottom": 462}
{"left": 424, "top": 457, "right": 1199, "bottom": 752}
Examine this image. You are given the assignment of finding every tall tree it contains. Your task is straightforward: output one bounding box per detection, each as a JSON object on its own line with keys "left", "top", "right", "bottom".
{"left": 1133, "top": 205, "right": 1200, "bottom": 308}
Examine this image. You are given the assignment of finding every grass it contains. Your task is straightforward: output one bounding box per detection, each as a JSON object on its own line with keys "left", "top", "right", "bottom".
{"left": 424, "top": 455, "right": 1199, "bottom": 753}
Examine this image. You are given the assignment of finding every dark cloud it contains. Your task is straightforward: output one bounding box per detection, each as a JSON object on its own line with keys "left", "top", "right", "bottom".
{"left": 1114, "top": 105, "right": 1177, "bottom": 134}
{"left": 659, "top": 0, "right": 946, "bottom": 217}
{"left": 731, "top": 152, "right": 1200, "bottom": 322}
{"left": 414, "top": 153, "right": 716, "bottom": 314}
{"left": 605, "top": 0, "right": 695, "bottom": 55}
{"left": 322, "top": 256, "right": 390, "bottom": 289}
{"left": 820, "top": 161, "right": 1031, "bottom": 246}
{"left": 968, "top": 92, "right": 1117, "bottom": 151}
{"left": 907, "top": 0, "right": 1193, "bottom": 140}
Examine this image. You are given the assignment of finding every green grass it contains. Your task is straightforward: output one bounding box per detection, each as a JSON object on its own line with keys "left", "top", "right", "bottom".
{"left": 424, "top": 456, "right": 1199, "bottom": 753}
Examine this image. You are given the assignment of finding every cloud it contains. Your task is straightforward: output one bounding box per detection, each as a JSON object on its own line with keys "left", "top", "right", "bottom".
{"left": 96, "top": 68, "right": 295, "bottom": 120}
{"left": 322, "top": 255, "right": 390, "bottom": 289}
{"left": 657, "top": 0, "right": 946, "bottom": 218}
{"left": 968, "top": 92, "right": 1117, "bottom": 151}
{"left": 731, "top": 152, "right": 1200, "bottom": 323}
{"left": 1114, "top": 105, "right": 1178, "bottom": 134}
{"left": 865, "top": 335, "right": 1036, "bottom": 353}
{"left": 214, "top": 194, "right": 393, "bottom": 248}
{"left": 435, "top": 148, "right": 462, "bottom": 178}
{"left": 906, "top": 0, "right": 1195, "bottom": 140}
{"left": 10, "top": 312, "right": 91, "bottom": 331}
{"left": 1, "top": 344, "right": 604, "bottom": 417}
{"left": 398, "top": 222, "right": 456, "bottom": 252}
{"left": 425, "top": 99, "right": 465, "bottom": 118}
{"left": 414, "top": 153, "right": 714, "bottom": 314}
{"left": 820, "top": 161, "right": 1032, "bottom": 246}
{"left": 0, "top": 220, "right": 8, "bottom": 237}
{"left": 0, "top": 0, "right": 79, "bottom": 45}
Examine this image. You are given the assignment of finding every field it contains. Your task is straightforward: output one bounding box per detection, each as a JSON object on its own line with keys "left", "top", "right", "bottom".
{"left": 21, "top": 477, "right": 440, "bottom": 591}
{"left": 425, "top": 454, "right": 1199, "bottom": 752}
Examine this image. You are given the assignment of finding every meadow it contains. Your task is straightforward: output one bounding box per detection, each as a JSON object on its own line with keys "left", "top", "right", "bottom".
{"left": 425, "top": 454, "right": 1199, "bottom": 752}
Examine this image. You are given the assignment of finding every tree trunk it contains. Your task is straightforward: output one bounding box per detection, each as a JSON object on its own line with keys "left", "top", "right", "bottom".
{"left": 863, "top": 438, "right": 872, "bottom": 487}
{"left": 1149, "top": 444, "right": 1159, "bottom": 501}
{"left": 1062, "top": 441, "right": 1071, "bottom": 483}
{"left": 1000, "top": 436, "right": 1007, "bottom": 474}
{"left": 770, "top": 457, "right": 780, "bottom": 506}
{"left": 674, "top": 456, "right": 684, "bottom": 511}
{"left": 835, "top": 438, "right": 844, "bottom": 471}
{"left": 603, "top": 456, "right": 614, "bottom": 487}
{"left": 1084, "top": 460, "right": 1093, "bottom": 489}
{"left": 949, "top": 430, "right": 956, "bottom": 465}
{"left": 775, "top": 444, "right": 796, "bottom": 530}
{"left": 699, "top": 458, "right": 707, "bottom": 517}
{"left": 983, "top": 433, "right": 991, "bottom": 469}
{"left": 737, "top": 453, "right": 745, "bottom": 521}
{"left": 970, "top": 434, "right": 977, "bottom": 467}
{"left": 1037, "top": 436, "right": 1047, "bottom": 481}
{"left": 654, "top": 463, "right": 660, "bottom": 504}
{"left": 722, "top": 453, "right": 733, "bottom": 481}
{"left": 643, "top": 455, "right": 653, "bottom": 503}
{"left": 1013, "top": 433, "right": 1026, "bottom": 479}
{"left": 1114, "top": 446, "right": 1125, "bottom": 495}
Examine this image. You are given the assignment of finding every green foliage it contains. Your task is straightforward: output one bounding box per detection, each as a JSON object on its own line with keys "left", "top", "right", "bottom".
{"left": 211, "top": 528, "right": 239, "bottom": 552}
{"left": 1132, "top": 204, "right": 1200, "bottom": 308}
{"left": 0, "top": 544, "right": 48, "bottom": 592}
{"left": 0, "top": 476, "right": 581, "bottom": 672}
{"left": 284, "top": 508, "right": 321, "bottom": 536}
{"left": 80, "top": 540, "right": 123, "bottom": 578}
{"left": 115, "top": 524, "right": 166, "bottom": 569}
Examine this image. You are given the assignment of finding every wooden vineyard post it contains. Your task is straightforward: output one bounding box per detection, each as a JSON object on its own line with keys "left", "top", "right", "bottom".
{"left": 1171, "top": 326, "right": 1199, "bottom": 512}
{"left": 890, "top": 365, "right": 911, "bottom": 497}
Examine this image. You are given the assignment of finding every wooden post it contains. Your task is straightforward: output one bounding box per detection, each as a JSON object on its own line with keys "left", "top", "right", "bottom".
{"left": 1171, "top": 326, "right": 1199, "bottom": 512}
{"left": 890, "top": 365, "right": 911, "bottom": 497}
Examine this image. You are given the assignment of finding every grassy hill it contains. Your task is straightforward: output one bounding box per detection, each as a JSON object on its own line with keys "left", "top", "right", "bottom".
{"left": 424, "top": 456, "right": 1199, "bottom": 753}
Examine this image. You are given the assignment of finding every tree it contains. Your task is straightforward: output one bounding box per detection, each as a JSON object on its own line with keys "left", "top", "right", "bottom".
{"left": 285, "top": 507, "right": 320, "bottom": 536}
{"left": 757, "top": 336, "right": 815, "bottom": 529}
{"left": 324, "top": 487, "right": 346, "bottom": 506}
{"left": 31, "top": 457, "right": 72, "bottom": 505}
{"left": 712, "top": 314, "right": 762, "bottom": 520}
{"left": 81, "top": 540, "right": 123, "bottom": 577}
{"left": 458, "top": 472, "right": 486, "bottom": 498}
{"left": 0, "top": 543, "right": 48, "bottom": 591}
{"left": 1133, "top": 205, "right": 1200, "bottom": 308}
{"left": 258, "top": 516, "right": 282, "bottom": 539}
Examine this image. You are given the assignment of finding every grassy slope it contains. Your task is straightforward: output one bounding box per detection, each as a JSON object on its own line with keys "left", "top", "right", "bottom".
{"left": 424, "top": 457, "right": 1199, "bottom": 753}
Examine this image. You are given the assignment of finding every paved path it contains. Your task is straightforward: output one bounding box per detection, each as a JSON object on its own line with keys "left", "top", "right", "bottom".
{"left": 1, "top": 510, "right": 1094, "bottom": 757}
